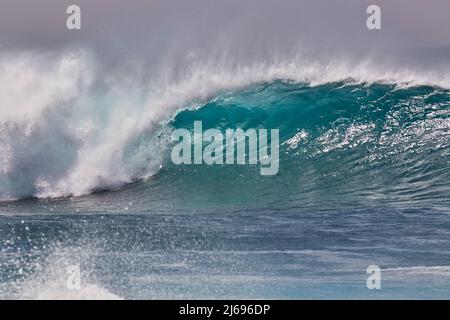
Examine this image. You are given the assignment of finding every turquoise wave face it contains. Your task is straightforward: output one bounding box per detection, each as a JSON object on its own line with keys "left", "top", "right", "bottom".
{"left": 2, "top": 80, "right": 449, "bottom": 214}
{"left": 158, "top": 81, "right": 450, "bottom": 211}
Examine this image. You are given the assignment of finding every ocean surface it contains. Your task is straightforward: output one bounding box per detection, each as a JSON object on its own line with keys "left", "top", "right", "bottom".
{"left": 1, "top": 76, "right": 450, "bottom": 299}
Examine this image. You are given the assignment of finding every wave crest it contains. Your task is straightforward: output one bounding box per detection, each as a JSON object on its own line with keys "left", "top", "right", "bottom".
{"left": 1, "top": 50, "right": 450, "bottom": 200}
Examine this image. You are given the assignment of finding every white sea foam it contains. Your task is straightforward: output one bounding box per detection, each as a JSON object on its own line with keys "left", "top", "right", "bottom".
{"left": 32, "top": 283, "right": 122, "bottom": 300}
{"left": 9, "top": 245, "right": 123, "bottom": 300}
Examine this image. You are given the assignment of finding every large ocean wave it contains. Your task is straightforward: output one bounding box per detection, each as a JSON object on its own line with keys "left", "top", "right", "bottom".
{"left": 0, "top": 51, "right": 449, "bottom": 206}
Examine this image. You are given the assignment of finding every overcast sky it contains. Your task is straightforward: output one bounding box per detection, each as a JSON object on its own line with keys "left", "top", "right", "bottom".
{"left": 0, "top": 1, "right": 449, "bottom": 47}
{"left": 0, "top": 0, "right": 449, "bottom": 72}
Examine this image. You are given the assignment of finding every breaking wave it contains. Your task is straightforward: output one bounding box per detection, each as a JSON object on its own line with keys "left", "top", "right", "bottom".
{"left": 0, "top": 50, "right": 449, "bottom": 204}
